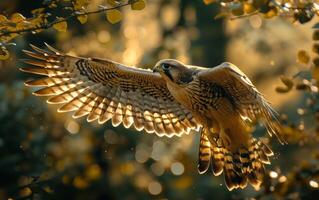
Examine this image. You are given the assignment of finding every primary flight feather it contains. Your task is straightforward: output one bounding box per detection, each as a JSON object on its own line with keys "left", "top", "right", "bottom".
{"left": 20, "top": 44, "right": 284, "bottom": 191}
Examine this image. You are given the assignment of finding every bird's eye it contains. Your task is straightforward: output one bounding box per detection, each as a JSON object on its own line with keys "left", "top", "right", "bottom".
{"left": 162, "top": 64, "right": 170, "bottom": 70}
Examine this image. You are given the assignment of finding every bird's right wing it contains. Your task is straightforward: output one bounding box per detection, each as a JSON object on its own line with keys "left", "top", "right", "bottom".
{"left": 20, "top": 44, "right": 198, "bottom": 137}
{"left": 198, "top": 62, "right": 285, "bottom": 144}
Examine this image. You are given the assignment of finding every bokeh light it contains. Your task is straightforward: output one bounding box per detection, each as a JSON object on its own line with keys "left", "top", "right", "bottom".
{"left": 148, "top": 181, "right": 162, "bottom": 195}
{"left": 269, "top": 171, "right": 278, "bottom": 179}
{"left": 65, "top": 120, "right": 80, "bottom": 134}
{"left": 170, "top": 162, "right": 185, "bottom": 176}
{"left": 309, "top": 180, "right": 319, "bottom": 188}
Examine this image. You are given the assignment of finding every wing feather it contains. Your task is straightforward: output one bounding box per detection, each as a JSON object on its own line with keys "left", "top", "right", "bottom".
{"left": 198, "top": 62, "right": 285, "bottom": 143}
{"left": 21, "top": 44, "right": 198, "bottom": 137}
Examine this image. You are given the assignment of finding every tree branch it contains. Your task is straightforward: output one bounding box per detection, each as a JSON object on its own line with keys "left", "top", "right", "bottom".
{"left": 0, "top": 2, "right": 131, "bottom": 38}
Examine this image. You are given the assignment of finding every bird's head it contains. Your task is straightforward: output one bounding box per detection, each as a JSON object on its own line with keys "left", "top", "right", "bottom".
{"left": 153, "top": 59, "right": 195, "bottom": 85}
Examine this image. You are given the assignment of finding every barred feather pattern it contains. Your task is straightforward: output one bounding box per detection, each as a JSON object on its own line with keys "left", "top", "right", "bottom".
{"left": 197, "top": 129, "right": 274, "bottom": 191}
{"left": 20, "top": 44, "right": 199, "bottom": 137}
{"left": 198, "top": 63, "right": 286, "bottom": 144}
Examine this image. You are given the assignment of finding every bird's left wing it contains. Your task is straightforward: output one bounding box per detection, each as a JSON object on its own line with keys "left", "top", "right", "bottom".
{"left": 20, "top": 44, "right": 198, "bottom": 137}
{"left": 197, "top": 62, "right": 285, "bottom": 144}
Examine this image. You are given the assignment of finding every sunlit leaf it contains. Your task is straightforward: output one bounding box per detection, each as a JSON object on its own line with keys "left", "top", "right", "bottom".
{"left": 1, "top": 33, "right": 18, "bottom": 43}
{"left": 263, "top": 7, "right": 277, "bottom": 18}
{"left": 73, "top": 0, "right": 89, "bottom": 10}
{"left": 53, "top": 20, "right": 67, "bottom": 32}
{"left": 297, "top": 50, "right": 310, "bottom": 64}
{"left": 131, "top": 0, "right": 146, "bottom": 10}
{"left": 29, "top": 14, "right": 46, "bottom": 27}
{"left": 49, "top": 3, "right": 58, "bottom": 8}
{"left": 0, "top": 47, "right": 10, "bottom": 60}
{"left": 203, "top": 0, "right": 216, "bottom": 5}
{"left": 106, "top": 9, "right": 122, "bottom": 24}
{"left": 10, "top": 13, "right": 26, "bottom": 23}
{"left": 107, "top": 0, "right": 119, "bottom": 6}
{"left": 243, "top": 3, "right": 256, "bottom": 14}
{"left": 0, "top": 14, "right": 9, "bottom": 22}
{"left": 31, "top": 8, "right": 45, "bottom": 15}
{"left": 214, "top": 12, "right": 229, "bottom": 20}
{"left": 77, "top": 15, "right": 88, "bottom": 24}
{"left": 230, "top": 3, "right": 244, "bottom": 16}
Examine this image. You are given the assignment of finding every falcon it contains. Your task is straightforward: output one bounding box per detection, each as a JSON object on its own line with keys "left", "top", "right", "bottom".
{"left": 20, "top": 44, "right": 285, "bottom": 191}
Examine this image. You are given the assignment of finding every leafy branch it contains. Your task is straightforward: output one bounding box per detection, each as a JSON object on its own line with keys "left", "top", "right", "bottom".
{"left": 0, "top": 0, "right": 146, "bottom": 60}
{"left": 205, "top": 0, "right": 319, "bottom": 23}
{"left": 0, "top": 2, "right": 130, "bottom": 38}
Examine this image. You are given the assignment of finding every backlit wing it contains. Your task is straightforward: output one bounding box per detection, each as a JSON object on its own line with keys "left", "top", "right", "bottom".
{"left": 20, "top": 44, "right": 198, "bottom": 137}
{"left": 198, "top": 62, "right": 285, "bottom": 143}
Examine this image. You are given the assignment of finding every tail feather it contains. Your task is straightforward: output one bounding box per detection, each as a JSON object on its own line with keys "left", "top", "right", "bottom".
{"left": 197, "top": 131, "right": 211, "bottom": 174}
{"left": 224, "top": 151, "right": 248, "bottom": 190}
{"left": 198, "top": 134, "right": 273, "bottom": 191}
{"left": 210, "top": 142, "right": 224, "bottom": 176}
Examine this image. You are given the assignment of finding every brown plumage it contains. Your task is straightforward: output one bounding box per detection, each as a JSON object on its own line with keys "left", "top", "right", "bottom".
{"left": 20, "top": 44, "right": 285, "bottom": 191}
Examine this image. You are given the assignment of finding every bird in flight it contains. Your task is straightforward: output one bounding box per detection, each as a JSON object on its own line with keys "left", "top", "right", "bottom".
{"left": 20, "top": 44, "right": 285, "bottom": 191}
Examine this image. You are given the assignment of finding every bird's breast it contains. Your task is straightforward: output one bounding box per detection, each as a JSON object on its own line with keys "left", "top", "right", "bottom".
{"left": 166, "top": 83, "right": 193, "bottom": 109}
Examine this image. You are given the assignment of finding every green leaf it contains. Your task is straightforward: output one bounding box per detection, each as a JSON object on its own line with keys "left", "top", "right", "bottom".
{"left": 77, "top": 15, "right": 88, "bottom": 24}
{"left": 10, "top": 13, "right": 26, "bottom": 23}
{"left": 106, "top": 9, "right": 122, "bottom": 24}
{"left": 107, "top": 0, "right": 119, "bottom": 6}
{"left": 0, "top": 47, "right": 10, "bottom": 60}
{"left": 53, "top": 20, "right": 67, "bottom": 32}
{"left": 131, "top": 0, "right": 146, "bottom": 10}
{"left": 230, "top": 3, "right": 244, "bottom": 16}
{"left": 0, "top": 14, "right": 8, "bottom": 23}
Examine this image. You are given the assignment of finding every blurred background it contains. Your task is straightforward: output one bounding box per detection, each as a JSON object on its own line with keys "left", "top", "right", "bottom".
{"left": 0, "top": 0, "right": 318, "bottom": 199}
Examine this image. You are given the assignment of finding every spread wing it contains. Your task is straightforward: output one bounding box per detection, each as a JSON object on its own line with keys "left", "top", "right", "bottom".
{"left": 198, "top": 62, "right": 285, "bottom": 144}
{"left": 20, "top": 44, "right": 198, "bottom": 137}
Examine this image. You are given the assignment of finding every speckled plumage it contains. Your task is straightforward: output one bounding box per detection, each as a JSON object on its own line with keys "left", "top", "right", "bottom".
{"left": 21, "top": 44, "right": 284, "bottom": 191}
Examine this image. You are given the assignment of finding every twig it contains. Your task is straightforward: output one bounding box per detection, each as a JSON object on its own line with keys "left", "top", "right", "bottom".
{"left": 229, "top": 0, "right": 316, "bottom": 21}
{"left": 0, "top": 2, "right": 131, "bottom": 38}
{"left": 230, "top": 11, "right": 259, "bottom": 20}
